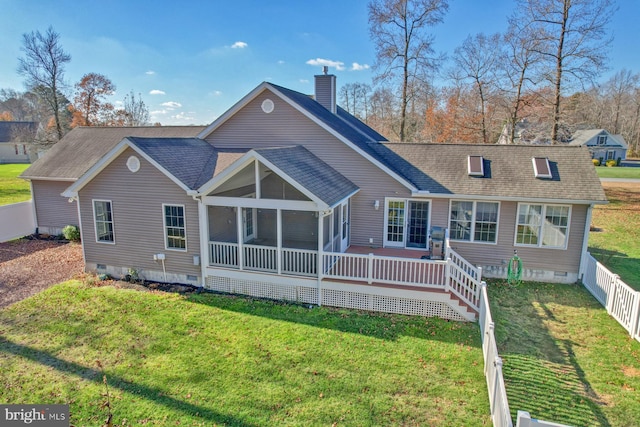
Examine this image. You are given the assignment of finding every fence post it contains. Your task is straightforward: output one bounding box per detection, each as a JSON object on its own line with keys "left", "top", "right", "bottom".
{"left": 367, "top": 253, "right": 374, "bottom": 285}
{"left": 491, "top": 356, "right": 503, "bottom": 418}
{"left": 606, "top": 274, "right": 619, "bottom": 314}
{"left": 477, "top": 266, "right": 483, "bottom": 283}
{"left": 630, "top": 291, "right": 640, "bottom": 339}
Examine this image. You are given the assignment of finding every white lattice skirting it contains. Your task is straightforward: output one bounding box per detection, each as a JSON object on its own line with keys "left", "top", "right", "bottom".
{"left": 205, "top": 275, "right": 469, "bottom": 321}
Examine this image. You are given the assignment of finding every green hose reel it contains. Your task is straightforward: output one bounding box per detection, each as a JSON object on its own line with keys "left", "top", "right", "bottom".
{"left": 507, "top": 250, "right": 523, "bottom": 285}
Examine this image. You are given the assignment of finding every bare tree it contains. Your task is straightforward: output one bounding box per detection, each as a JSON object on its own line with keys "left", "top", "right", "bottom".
{"left": 452, "top": 33, "right": 502, "bottom": 143}
{"left": 339, "top": 82, "right": 372, "bottom": 121}
{"left": 368, "top": 0, "right": 449, "bottom": 141}
{"left": 17, "top": 26, "right": 71, "bottom": 141}
{"left": 110, "top": 91, "right": 150, "bottom": 126}
{"left": 514, "top": 0, "right": 615, "bottom": 142}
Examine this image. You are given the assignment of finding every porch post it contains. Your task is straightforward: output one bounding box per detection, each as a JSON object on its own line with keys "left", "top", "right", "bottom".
{"left": 236, "top": 206, "right": 244, "bottom": 270}
{"left": 317, "top": 211, "right": 323, "bottom": 306}
{"left": 197, "top": 199, "right": 208, "bottom": 286}
{"left": 277, "top": 209, "right": 282, "bottom": 275}
{"left": 578, "top": 204, "right": 594, "bottom": 281}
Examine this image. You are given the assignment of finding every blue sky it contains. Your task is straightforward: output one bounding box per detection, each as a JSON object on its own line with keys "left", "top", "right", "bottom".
{"left": 1, "top": 0, "right": 639, "bottom": 125}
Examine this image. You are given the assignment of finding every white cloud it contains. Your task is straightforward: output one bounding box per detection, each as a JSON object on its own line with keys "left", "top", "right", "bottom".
{"left": 278, "top": 60, "right": 285, "bottom": 65}
{"left": 306, "top": 58, "right": 345, "bottom": 71}
{"left": 210, "top": 90, "right": 222, "bottom": 96}
{"left": 173, "top": 112, "right": 195, "bottom": 121}
{"left": 161, "top": 101, "right": 182, "bottom": 109}
{"left": 150, "top": 109, "right": 168, "bottom": 115}
{"left": 351, "top": 62, "right": 370, "bottom": 71}
{"left": 231, "top": 41, "right": 248, "bottom": 49}
{"left": 145, "top": 70, "right": 156, "bottom": 75}
{"left": 299, "top": 79, "right": 309, "bottom": 84}
{"left": 149, "top": 89, "right": 165, "bottom": 95}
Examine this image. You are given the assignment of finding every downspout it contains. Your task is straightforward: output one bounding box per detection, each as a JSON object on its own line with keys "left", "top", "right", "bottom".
{"left": 578, "top": 204, "right": 594, "bottom": 282}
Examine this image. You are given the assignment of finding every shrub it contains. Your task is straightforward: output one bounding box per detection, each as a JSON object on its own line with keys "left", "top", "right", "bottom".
{"left": 606, "top": 159, "right": 617, "bottom": 167}
{"left": 62, "top": 224, "right": 81, "bottom": 242}
{"left": 592, "top": 159, "right": 600, "bottom": 166}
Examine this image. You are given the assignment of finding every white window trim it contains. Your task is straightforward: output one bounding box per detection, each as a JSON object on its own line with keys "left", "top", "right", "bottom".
{"left": 383, "top": 198, "right": 432, "bottom": 249}
{"left": 92, "top": 199, "right": 115, "bottom": 245}
{"left": 514, "top": 203, "right": 571, "bottom": 250}
{"left": 448, "top": 200, "right": 500, "bottom": 245}
{"left": 163, "top": 203, "right": 187, "bottom": 252}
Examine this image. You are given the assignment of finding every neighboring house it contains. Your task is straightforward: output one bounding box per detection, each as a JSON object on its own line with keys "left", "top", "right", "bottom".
{"left": 0, "top": 121, "right": 38, "bottom": 164}
{"left": 20, "top": 72, "right": 606, "bottom": 320}
{"left": 568, "top": 129, "right": 628, "bottom": 163}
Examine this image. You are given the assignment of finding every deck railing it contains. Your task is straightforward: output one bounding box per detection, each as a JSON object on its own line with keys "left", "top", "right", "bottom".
{"left": 209, "top": 242, "right": 317, "bottom": 276}
{"left": 321, "top": 252, "right": 447, "bottom": 288}
{"left": 446, "top": 245, "right": 482, "bottom": 311}
{"left": 582, "top": 252, "right": 640, "bottom": 342}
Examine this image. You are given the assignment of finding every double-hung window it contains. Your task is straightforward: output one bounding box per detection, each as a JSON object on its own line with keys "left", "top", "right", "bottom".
{"left": 515, "top": 204, "right": 570, "bottom": 249}
{"left": 449, "top": 201, "right": 499, "bottom": 243}
{"left": 164, "top": 204, "right": 187, "bottom": 250}
{"left": 93, "top": 200, "right": 114, "bottom": 243}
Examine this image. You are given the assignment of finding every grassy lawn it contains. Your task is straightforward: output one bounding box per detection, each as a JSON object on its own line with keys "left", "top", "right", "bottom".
{"left": 595, "top": 166, "right": 640, "bottom": 179}
{"left": 0, "top": 280, "right": 490, "bottom": 426}
{"left": 0, "top": 163, "right": 31, "bottom": 205}
{"left": 489, "top": 280, "right": 640, "bottom": 427}
{"left": 589, "top": 183, "right": 640, "bottom": 289}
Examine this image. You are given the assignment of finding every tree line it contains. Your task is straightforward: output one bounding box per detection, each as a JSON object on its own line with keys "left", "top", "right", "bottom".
{"left": 343, "top": 0, "right": 640, "bottom": 155}
{"left": 0, "top": 26, "right": 151, "bottom": 145}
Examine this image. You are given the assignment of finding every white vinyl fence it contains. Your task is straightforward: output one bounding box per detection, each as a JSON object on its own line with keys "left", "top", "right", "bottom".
{"left": 582, "top": 252, "right": 640, "bottom": 342}
{"left": 479, "top": 283, "right": 573, "bottom": 427}
{"left": 0, "top": 201, "right": 35, "bottom": 242}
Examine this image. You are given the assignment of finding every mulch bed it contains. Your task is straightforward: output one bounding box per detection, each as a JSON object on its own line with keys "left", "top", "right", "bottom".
{"left": 0, "top": 236, "right": 84, "bottom": 309}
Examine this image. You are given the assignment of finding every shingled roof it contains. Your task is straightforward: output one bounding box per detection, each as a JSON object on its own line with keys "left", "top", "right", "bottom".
{"left": 21, "top": 126, "right": 205, "bottom": 180}
{"left": 254, "top": 145, "right": 358, "bottom": 207}
{"left": 127, "top": 137, "right": 247, "bottom": 190}
{"left": 384, "top": 143, "right": 607, "bottom": 202}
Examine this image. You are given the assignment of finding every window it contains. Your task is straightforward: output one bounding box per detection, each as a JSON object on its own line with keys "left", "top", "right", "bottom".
{"left": 93, "top": 200, "right": 114, "bottom": 243}
{"left": 597, "top": 135, "right": 607, "bottom": 145}
{"left": 515, "top": 204, "right": 570, "bottom": 249}
{"left": 164, "top": 204, "right": 186, "bottom": 250}
{"left": 449, "top": 201, "right": 499, "bottom": 243}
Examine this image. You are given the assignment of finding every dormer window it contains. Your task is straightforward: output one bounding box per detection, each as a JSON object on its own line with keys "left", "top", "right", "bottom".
{"left": 468, "top": 155, "right": 484, "bottom": 176}
{"left": 597, "top": 135, "right": 607, "bottom": 145}
{"left": 532, "top": 157, "right": 552, "bottom": 179}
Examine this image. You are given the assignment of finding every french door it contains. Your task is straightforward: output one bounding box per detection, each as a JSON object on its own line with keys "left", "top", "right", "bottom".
{"left": 385, "top": 199, "right": 430, "bottom": 249}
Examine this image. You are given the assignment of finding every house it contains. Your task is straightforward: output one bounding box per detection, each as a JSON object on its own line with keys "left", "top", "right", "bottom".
{"left": 20, "top": 72, "right": 606, "bottom": 320}
{"left": 568, "top": 129, "right": 628, "bottom": 163}
{"left": 20, "top": 126, "right": 205, "bottom": 235}
{"left": 0, "top": 121, "right": 39, "bottom": 164}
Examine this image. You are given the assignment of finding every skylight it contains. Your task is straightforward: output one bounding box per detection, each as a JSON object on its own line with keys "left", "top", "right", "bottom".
{"left": 468, "top": 155, "right": 484, "bottom": 176}
{"left": 532, "top": 157, "right": 552, "bottom": 179}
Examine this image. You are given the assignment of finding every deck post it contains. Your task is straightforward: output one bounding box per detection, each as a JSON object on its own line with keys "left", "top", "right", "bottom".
{"left": 367, "top": 253, "right": 374, "bottom": 284}
{"left": 444, "top": 257, "right": 451, "bottom": 292}
{"left": 317, "top": 214, "right": 324, "bottom": 306}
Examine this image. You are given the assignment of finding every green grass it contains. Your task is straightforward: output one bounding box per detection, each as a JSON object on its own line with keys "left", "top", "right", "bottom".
{"left": 0, "top": 281, "right": 490, "bottom": 426}
{"left": 595, "top": 166, "right": 640, "bottom": 179}
{"left": 589, "top": 184, "right": 640, "bottom": 289}
{"left": 0, "top": 163, "right": 31, "bottom": 205}
{"left": 489, "top": 281, "right": 640, "bottom": 427}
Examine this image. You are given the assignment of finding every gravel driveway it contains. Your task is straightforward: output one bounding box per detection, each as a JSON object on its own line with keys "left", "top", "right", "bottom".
{"left": 0, "top": 237, "right": 84, "bottom": 309}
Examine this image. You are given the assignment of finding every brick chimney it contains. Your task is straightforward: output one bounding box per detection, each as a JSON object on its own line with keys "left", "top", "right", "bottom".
{"left": 314, "top": 66, "right": 336, "bottom": 114}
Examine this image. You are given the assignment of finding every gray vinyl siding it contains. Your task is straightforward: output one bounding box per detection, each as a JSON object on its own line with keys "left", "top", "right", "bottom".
{"left": 441, "top": 200, "right": 587, "bottom": 274}
{"left": 205, "top": 90, "right": 410, "bottom": 247}
{"left": 78, "top": 148, "right": 201, "bottom": 278}
{"left": 31, "top": 180, "right": 79, "bottom": 230}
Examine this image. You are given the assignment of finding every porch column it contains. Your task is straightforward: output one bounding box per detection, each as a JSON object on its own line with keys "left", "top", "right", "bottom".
{"left": 277, "top": 209, "right": 282, "bottom": 274}
{"left": 317, "top": 211, "right": 324, "bottom": 306}
{"left": 197, "top": 198, "right": 208, "bottom": 284}
{"left": 236, "top": 206, "right": 244, "bottom": 270}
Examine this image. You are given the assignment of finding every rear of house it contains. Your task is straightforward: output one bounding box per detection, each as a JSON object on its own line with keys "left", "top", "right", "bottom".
{"left": 21, "top": 73, "right": 607, "bottom": 320}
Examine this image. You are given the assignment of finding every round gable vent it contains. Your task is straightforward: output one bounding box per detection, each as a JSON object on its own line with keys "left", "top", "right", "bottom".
{"left": 127, "top": 155, "right": 140, "bottom": 173}
{"left": 261, "top": 99, "right": 275, "bottom": 114}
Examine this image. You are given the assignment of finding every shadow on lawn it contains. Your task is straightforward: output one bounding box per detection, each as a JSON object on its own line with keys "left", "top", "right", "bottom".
{"left": 187, "top": 291, "right": 480, "bottom": 346}
{"left": 490, "top": 282, "right": 611, "bottom": 426}
{"left": 0, "top": 336, "right": 257, "bottom": 427}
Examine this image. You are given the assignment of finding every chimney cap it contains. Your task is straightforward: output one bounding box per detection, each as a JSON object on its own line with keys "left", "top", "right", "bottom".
{"left": 323, "top": 66, "right": 329, "bottom": 75}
